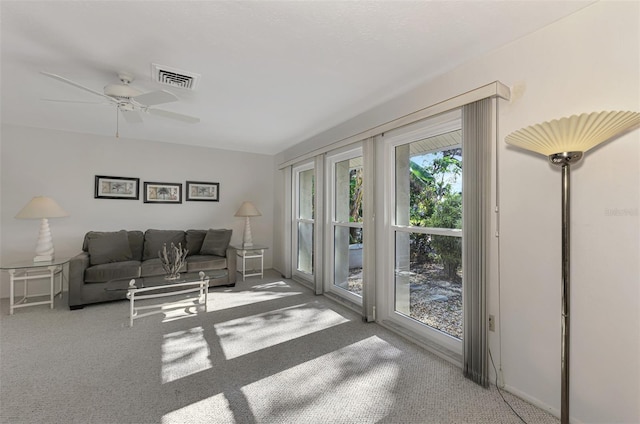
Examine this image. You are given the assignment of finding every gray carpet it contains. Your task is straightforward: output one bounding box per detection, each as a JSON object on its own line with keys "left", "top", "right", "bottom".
{"left": 0, "top": 271, "right": 558, "bottom": 424}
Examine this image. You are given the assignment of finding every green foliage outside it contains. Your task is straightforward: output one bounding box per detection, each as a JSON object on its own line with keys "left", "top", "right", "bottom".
{"left": 409, "top": 148, "right": 462, "bottom": 280}
{"left": 349, "top": 167, "right": 364, "bottom": 244}
{"left": 344, "top": 148, "right": 461, "bottom": 278}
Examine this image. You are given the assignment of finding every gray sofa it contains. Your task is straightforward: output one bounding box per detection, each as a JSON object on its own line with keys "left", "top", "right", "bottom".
{"left": 68, "top": 229, "right": 236, "bottom": 309}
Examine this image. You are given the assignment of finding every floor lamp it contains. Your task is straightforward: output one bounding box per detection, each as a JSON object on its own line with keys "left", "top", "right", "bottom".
{"left": 505, "top": 110, "right": 640, "bottom": 424}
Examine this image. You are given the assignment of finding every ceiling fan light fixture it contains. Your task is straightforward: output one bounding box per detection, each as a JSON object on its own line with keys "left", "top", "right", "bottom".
{"left": 104, "top": 83, "right": 142, "bottom": 99}
{"left": 118, "top": 102, "right": 135, "bottom": 112}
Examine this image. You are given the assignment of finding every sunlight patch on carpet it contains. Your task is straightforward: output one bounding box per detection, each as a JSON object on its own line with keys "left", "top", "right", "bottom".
{"left": 241, "top": 336, "right": 401, "bottom": 422}
{"left": 161, "top": 327, "right": 211, "bottom": 384}
{"left": 159, "top": 300, "right": 205, "bottom": 323}
{"left": 251, "top": 281, "right": 293, "bottom": 289}
{"left": 215, "top": 301, "right": 350, "bottom": 359}
{"left": 161, "top": 392, "right": 234, "bottom": 423}
{"left": 208, "top": 283, "right": 303, "bottom": 312}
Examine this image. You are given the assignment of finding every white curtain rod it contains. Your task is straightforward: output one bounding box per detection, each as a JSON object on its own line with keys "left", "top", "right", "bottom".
{"left": 278, "top": 81, "right": 510, "bottom": 170}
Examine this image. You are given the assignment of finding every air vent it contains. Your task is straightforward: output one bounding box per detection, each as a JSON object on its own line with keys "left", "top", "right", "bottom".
{"left": 151, "top": 64, "right": 200, "bottom": 90}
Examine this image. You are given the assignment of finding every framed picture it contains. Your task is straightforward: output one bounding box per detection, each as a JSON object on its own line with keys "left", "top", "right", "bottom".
{"left": 95, "top": 175, "right": 140, "bottom": 200}
{"left": 186, "top": 181, "right": 220, "bottom": 202}
{"left": 143, "top": 182, "right": 182, "bottom": 204}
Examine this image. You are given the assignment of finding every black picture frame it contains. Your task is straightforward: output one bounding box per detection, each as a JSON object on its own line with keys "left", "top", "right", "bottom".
{"left": 94, "top": 175, "right": 140, "bottom": 200}
{"left": 186, "top": 181, "right": 220, "bottom": 202}
{"left": 143, "top": 182, "right": 182, "bottom": 204}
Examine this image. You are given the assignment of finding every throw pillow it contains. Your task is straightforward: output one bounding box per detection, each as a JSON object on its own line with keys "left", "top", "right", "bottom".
{"left": 185, "top": 230, "right": 207, "bottom": 256}
{"left": 127, "top": 231, "right": 145, "bottom": 261}
{"left": 200, "top": 229, "right": 232, "bottom": 257}
{"left": 87, "top": 230, "right": 133, "bottom": 266}
{"left": 143, "top": 229, "right": 186, "bottom": 261}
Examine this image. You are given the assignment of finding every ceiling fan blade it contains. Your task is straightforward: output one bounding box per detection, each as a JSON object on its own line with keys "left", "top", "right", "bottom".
{"left": 147, "top": 108, "right": 200, "bottom": 123}
{"left": 41, "top": 71, "right": 115, "bottom": 102}
{"left": 133, "top": 90, "right": 178, "bottom": 106}
{"left": 41, "top": 98, "right": 105, "bottom": 104}
{"left": 120, "top": 110, "right": 143, "bottom": 124}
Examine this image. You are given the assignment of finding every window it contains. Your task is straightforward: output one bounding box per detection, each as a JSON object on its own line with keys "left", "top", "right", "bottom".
{"left": 282, "top": 87, "right": 500, "bottom": 381}
{"left": 326, "top": 148, "right": 364, "bottom": 302}
{"left": 385, "top": 110, "right": 463, "bottom": 352}
{"left": 394, "top": 142, "right": 462, "bottom": 338}
{"left": 293, "top": 163, "right": 315, "bottom": 281}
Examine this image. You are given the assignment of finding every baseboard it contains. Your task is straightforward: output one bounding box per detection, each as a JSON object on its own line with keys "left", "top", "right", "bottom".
{"left": 501, "top": 384, "right": 585, "bottom": 423}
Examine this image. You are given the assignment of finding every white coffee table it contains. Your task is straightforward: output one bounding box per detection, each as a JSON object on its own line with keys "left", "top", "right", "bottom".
{"left": 106, "top": 271, "right": 225, "bottom": 326}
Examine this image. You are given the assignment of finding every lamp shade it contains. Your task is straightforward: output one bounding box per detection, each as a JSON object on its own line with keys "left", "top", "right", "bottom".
{"left": 234, "top": 201, "right": 261, "bottom": 217}
{"left": 15, "top": 196, "right": 69, "bottom": 219}
{"left": 505, "top": 111, "right": 640, "bottom": 156}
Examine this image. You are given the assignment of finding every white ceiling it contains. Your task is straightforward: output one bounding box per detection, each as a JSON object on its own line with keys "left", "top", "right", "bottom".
{"left": 1, "top": 1, "right": 594, "bottom": 155}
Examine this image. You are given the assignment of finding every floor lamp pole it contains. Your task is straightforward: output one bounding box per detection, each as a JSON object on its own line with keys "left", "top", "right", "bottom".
{"left": 506, "top": 111, "right": 640, "bottom": 424}
{"left": 551, "top": 151, "right": 582, "bottom": 424}
{"left": 560, "top": 162, "right": 571, "bottom": 424}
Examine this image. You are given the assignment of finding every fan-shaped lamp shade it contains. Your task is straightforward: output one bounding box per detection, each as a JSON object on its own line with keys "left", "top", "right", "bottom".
{"left": 15, "top": 196, "right": 69, "bottom": 262}
{"left": 505, "top": 111, "right": 640, "bottom": 157}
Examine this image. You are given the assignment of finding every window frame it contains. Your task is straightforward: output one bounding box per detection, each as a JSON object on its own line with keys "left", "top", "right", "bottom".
{"left": 324, "top": 145, "right": 364, "bottom": 304}
{"left": 292, "top": 161, "right": 316, "bottom": 284}
{"left": 381, "top": 109, "right": 464, "bottom": 354}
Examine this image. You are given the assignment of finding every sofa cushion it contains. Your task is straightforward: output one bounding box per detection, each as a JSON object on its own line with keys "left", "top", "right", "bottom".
{"left": 143, "top": 230, "right": 186, "bottom": 261}
{"left": 141, "top": 258, "right": 187, "bottom": 277}
{"left": 186, "top": 255, "right": 227, "bottom": 272}
{"left": 86, "top": 230, "right": 133, "bottom": 266}
{"left": 83, "top": 230, "right": 144, "bottom": 261}
{"left": 200, "top": 229, "right": 232, "bottom": 257}
{"left": 185, "top": 230, "right": 207, "bottom": 256}
{"left": 84, "top": 260, "right": 141, "bottom": 283}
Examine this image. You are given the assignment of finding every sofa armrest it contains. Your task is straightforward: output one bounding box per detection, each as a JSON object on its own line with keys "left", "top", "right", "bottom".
{"left": 69, "top": 251, "right": 89, "bottom": 308}
{"left": 226, "top": 247, "right": 237, "bottom": 285}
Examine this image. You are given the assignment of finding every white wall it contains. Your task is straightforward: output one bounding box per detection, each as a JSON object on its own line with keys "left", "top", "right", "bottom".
{"left": 496, "top": 3, "right": 639, "bottom": 422}
{"left": 1, "top": 125, "right": 274, "bottom": 296}
{"left": 274, "top": 2, "right": 639, "bottom": 422}
{"left": 272, "top": 157, "right": 287, "bottom": 275}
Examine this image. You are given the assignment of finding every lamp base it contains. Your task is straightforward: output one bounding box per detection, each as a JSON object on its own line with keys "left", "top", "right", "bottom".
{"left": 242, "top": 216, "right": 254, "bottom": 248}
{"left": 34, "top": 254, "right": 53, "bottom": 263}
{"left": 34, "top": 218, "right": 55, "bottom": 262}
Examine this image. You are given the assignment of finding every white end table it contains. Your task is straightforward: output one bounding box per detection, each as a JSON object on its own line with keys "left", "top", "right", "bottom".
{"left": 1, "top": 257, "right": 69, "bottom": 314}
{"left": 231, "top": 244, "right": 268, "bottom": 281}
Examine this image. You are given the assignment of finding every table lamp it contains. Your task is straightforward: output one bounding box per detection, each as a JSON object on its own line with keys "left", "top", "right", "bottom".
{"left": 234, "top": 201, "right": 261, "bottom": 247}
{"left": 505, "top": 110, "right": 640, "bottom": 424}
{"left": 15, "top": 196, "right": 69, "bottom": 262}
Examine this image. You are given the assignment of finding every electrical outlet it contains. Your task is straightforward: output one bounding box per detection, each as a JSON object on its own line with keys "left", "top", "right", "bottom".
{"left": 489, "top": 314, "right": 495, "bottom": 332}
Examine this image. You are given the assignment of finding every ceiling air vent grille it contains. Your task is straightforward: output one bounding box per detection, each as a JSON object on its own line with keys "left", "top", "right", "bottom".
{"left": 151, "top": 64, "right": 200, "bottom": 90}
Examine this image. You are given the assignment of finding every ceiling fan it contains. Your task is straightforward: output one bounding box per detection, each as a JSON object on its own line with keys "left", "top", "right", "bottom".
{"left": 41, "top": 71, "right": 200, "bottom": 129}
